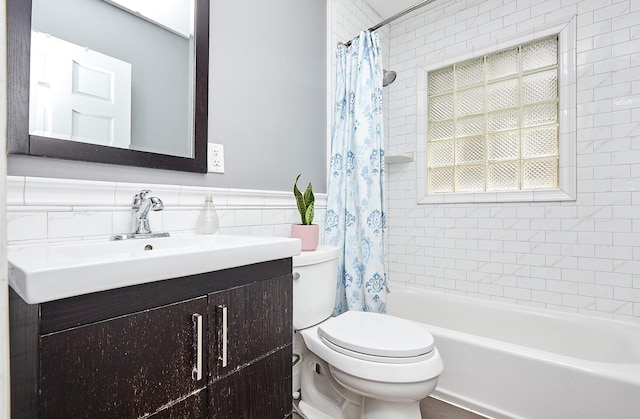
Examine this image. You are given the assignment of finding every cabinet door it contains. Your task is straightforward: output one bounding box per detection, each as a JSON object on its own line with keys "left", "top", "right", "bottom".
{"left": 39, "top": 297, "right": 208, "bottom": 418}
{"left": 207, "top": 275, "right": 292, "bottom": 378}
{"left": 208, "top": 346, "right": 292, "bottom": 419}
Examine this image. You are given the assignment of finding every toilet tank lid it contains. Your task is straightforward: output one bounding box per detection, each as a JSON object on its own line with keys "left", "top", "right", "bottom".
{"left": 318, "top": 311, "right": 434, "bottom": 358}
{"left": 293, "top": 246, "right": 340, "bottom": 267}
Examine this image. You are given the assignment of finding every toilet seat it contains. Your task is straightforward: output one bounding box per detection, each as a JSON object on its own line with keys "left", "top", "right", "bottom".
{"left": 300, "top": 323, "right": 443, "bottom": 384}
{"left": 318, "top": 311, "right": 434, "bottom": 364}
{"left": 321, "top": 337, "right": 435, "bottom": 364}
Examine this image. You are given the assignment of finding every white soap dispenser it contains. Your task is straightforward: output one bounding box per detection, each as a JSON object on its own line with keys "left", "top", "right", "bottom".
{"left": 196, "top": 194, "right": 219, "bottom": 234}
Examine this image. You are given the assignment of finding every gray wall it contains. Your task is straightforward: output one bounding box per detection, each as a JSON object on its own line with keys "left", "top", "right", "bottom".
{"left": 9, "top": 0, "right": 327, "bottom": 193}
{"left": 208, "top": 0, "right": 327, "bottom": 192}
{"left": 32, "top": 0, "right": 191, "bottom": 157}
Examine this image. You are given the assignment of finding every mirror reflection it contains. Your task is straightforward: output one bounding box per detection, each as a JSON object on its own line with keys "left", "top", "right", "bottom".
{"left": 29, "top": 0, "right": 195, "bottom": 158}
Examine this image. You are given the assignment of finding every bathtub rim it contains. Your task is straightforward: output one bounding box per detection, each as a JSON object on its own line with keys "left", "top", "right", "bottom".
{"left": 387, "top": 283, "right": 640, "bottom": 387}
{"left": 388, "top": 283, "right": 640, "bottom": 329}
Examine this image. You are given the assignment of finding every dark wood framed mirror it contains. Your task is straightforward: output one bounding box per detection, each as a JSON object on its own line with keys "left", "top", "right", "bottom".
{"left": 6, "top": 0, "right": 209, "bottom": 173}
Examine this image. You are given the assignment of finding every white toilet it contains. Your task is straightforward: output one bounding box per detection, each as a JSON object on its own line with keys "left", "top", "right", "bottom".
{"left": 292, "top": 246, "right": 443, "bottom": 419}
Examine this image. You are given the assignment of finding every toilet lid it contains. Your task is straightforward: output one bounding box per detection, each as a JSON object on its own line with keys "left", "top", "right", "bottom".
{"left": 317, "top": 311, "right": 434, "bottom": 360}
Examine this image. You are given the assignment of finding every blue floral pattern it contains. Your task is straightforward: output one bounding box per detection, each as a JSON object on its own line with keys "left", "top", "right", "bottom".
{"left": 330, "top": 153, "right": 343, "bottom": 178}
{"left": 367, "top": 210, "right": 386, "bottom": 236}
{"left": 324, "top": 31, "right": 387, "bottom": 314}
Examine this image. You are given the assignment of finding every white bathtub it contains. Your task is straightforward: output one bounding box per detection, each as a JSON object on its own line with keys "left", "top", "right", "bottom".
{"left": 386, "top": 284, "right": 640, "bottom": 419}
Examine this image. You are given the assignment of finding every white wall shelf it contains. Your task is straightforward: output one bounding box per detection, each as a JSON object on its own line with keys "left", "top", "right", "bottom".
{"left": 385, "top": 153, "right": 414, "bottom": 164}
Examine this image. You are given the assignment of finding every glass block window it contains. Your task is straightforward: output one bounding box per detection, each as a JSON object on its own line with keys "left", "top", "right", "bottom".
{"left": 426, "top": 36, "right": 559, "bottom": 194}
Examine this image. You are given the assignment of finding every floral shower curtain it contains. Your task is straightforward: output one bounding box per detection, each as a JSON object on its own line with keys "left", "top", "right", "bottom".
{"left": 324, "top": 31, "right": 387, "bottom": 314}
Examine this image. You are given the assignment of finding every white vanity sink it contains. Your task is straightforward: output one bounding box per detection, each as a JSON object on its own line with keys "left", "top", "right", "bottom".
{"left": 8, "top": 234, "right": 301, "bottom": 304}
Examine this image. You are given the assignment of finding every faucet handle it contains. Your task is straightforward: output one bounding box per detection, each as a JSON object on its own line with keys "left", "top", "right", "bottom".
{"left": 132, "top": 190, "right": 151, "bottom": 207}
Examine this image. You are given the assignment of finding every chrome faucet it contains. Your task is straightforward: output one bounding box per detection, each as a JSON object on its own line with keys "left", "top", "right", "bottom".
{"left": 110, "top": 190, "right": 170, "bottom": 240}
{"left": 131, "top": 190, "right": 164, "bottom": 234}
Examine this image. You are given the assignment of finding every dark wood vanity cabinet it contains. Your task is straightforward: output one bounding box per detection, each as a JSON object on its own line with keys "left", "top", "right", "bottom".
{"left": 9, "top": 259, "right": 293, "bottom": 419}
{"left": 208, "top": 277, "right": 292, "bottom": 418}
{"left": 40, "top": 297, "right": 208, "bottom": 418}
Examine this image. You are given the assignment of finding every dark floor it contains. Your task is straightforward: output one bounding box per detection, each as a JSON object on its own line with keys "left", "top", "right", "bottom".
{"left": 293, "top": 396, "right": 486, "bottom": 418}
{"left": 421, "top": 397, "right": 486, "bottom": 419}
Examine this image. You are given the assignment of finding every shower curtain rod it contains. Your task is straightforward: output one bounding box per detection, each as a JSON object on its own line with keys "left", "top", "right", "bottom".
{"left": 339, "top": 0, "right": 437, "bottom": 46}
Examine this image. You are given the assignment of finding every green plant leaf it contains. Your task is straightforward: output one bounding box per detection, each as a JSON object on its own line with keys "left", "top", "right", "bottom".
{"left": 303, "top": 182, "right": 314, "bottom": 225}
{"left": 294, "top": 174, "right": 315, "bottom": 225}
{"left": 305, "top": 201, "right": 314, "bottom": 225}
{"left": 293, "top": 174, "right": 307, "bottom": 224}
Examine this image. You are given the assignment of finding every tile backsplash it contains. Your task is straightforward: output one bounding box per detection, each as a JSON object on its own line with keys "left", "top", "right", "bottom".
{"left": 7, "top": 176, "right": 326, "bottom": 245}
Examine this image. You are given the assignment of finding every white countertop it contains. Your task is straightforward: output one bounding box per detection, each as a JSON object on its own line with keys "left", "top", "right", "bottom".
{"left": 8, "top": 234, "right": 301, "bottom": 304}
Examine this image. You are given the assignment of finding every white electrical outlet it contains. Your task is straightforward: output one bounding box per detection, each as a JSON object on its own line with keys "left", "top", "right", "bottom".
{"left": 208, "top": 143, "right": 225, "bottom": 173}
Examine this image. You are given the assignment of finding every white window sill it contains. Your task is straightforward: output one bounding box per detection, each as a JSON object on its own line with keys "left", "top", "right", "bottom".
{"left": 418, "top": 188, "right": 576, "bottom": 205}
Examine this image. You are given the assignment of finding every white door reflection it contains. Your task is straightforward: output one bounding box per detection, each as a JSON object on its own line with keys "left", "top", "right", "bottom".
{"left": 29, "top": 31, "right": 132, "bottom": 148}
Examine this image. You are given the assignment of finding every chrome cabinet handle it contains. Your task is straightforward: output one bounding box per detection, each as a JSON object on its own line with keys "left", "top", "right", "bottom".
{"left": 192, "top": 313, "right": 203, "bottom": 381}
{"left": 293, "top": 272, "right": 300, "bottom": 280}
{"left": 217, "top": 305, "right": 228, "bottom": 368}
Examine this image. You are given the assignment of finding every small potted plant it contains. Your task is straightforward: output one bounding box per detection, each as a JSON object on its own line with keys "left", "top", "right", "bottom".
{"left": 291, "top": 174, "right": 319, "bottom": 251}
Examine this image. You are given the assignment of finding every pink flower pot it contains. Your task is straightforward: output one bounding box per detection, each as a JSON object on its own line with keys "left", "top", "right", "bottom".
{"left": 291, "top": 224, "right": 319, "bottom": 251}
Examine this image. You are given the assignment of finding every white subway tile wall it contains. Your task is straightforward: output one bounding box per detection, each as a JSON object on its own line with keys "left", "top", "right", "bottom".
{"left": 375, "top": 0, "right": 640, "bottom": 322}
{"left": 6, "top": 176, "right": 326, "bottom": 246}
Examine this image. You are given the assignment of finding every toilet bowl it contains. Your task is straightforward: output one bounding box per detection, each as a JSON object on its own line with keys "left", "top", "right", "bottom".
{"left": 293, "top": 246, "right": 443, "bottom": 419}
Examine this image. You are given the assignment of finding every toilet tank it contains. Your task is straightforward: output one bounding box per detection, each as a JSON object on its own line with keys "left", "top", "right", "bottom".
{"left": 292, "top": 246, "right": 340, "bottom": 330}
